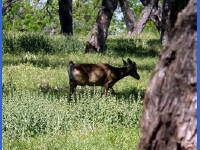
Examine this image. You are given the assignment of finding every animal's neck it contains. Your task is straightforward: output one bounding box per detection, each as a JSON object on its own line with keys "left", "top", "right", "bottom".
{"left": 115, "top": 67, "right": 129, "bottom": 80}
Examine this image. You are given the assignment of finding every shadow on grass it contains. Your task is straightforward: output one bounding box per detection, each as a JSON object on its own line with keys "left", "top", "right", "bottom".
{"left": 2, "top": 56, "right": 67, "bottom": 69}
{"left": 38, "top": 85, "right": 145, "bottom": 103}
{"left": 104, "top": 38, "right": 161, "bottom": 58}
{"left": 138, "top": 63, "right": 156, "bottom": 72}
{"left": 3, "top": 37, "right": 161, "bottom": 70}
{"left": 3, "top": 31, "right": 85, "bottom": 54}
{"left": 115, "top": 87, "right": 146, "bottom": 102}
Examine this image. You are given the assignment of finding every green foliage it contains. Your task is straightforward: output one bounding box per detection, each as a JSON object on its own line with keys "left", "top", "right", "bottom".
{"left": 3, "top": 0, "right": 60, "bottom": 33}
{"left": 73, "top": 0, "right": 102, "bottom": 35}
{"left": 2, "top": 32, "right": 161, "bottom": 149}
{"left": 3, "top": 0, "right": 159, "bottom": 35}
{"left": 109, "top": 0, "right": 159, "bottom": 35}
{"left": 3, "top": 0, "right": 102, "bottom": 35}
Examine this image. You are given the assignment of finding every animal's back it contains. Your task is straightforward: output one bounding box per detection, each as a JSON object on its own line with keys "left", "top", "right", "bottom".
{"left": 69, "top": 63, "right": 111, "bottom": 86}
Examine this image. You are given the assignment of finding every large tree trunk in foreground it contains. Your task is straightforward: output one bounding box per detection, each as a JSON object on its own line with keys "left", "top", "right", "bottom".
{"left": 58, "top": 0, "right": 73, "bottom": 35}
{"left": 160, "top": 0, "right": 189, "bottom": 44}
{"left": 85, "top": 0, "right": 118, "bottom": 53}
{"left": 138, "top": 0, "right": 197, "bottom": 150}
{"left": 119, "top": 0, "right": 136, "bottom": 35}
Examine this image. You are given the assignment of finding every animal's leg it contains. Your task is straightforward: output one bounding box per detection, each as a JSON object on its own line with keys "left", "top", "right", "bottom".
{"left": 69, "top": 81, "right": 77, "bottom": 101}
{"left": 108, "top": 82, "right": 116, "bottom": 95}
{"left": 110, "top": 87, "right": 116, "bottom": 95}
{"left": 104, "top": 84, "right": 109, "bottom": 95}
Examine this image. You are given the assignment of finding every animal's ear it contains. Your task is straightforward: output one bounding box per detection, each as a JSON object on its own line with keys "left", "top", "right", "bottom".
{"left": 127, "top": 58, "right": 132, "bottom": 64}
{"left": 69, "top": 61, "right": 74, "bottom": 65}
{"left": 132, "top": 61, "right": 136, "bottom": 66}
{"left": 122, "top": 59, "right": 127, "bottom": 66}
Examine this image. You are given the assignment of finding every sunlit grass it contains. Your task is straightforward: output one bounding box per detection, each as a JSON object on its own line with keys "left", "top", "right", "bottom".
{"left": 3, "top": 128, "right": 140, "bottom": 150}
{"left": 2, "top": 31, "right": 161, "bottom": 149}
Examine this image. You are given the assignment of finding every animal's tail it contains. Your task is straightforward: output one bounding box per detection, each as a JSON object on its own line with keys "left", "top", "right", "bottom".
{"left": 68, "top": 61, "right": 75, "bottom": 80}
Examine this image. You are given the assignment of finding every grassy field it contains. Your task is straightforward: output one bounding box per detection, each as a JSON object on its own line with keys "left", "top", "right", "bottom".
{"left": 2, "top": 32, "right": 161, "bottom": 150}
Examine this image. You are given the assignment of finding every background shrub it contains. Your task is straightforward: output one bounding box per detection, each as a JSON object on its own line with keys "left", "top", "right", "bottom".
{"left": 2, "top": 31, "right": 85, "bottom": 54}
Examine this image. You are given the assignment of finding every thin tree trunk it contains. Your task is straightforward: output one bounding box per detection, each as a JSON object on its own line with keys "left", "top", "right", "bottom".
{"left": 119, "top": 0, "right": 160, "bottom": 36}
{"left": 131, "top": 4, "right": 153, "bottom": 36}
{"left": 137, "top": 0, "right": 196, "bottom": 150}
{"left": 160, "top": 0, "right": 170, "bottom": 45}
{"left": 58, "top": 0, "right": 73, "bottom": 35}
{"left": 149, "top": 2, "right": 162, "bottom": 31}
{"left": 119, "top": 0, "right": 136, "bottom": 35}
{"left": 137, "top": 0, "right": 162, "bottom": 33}
{"left": 131, "top": 0, "right": 162, "bottom": 35}
{"left": 85, "top": 0, "right": 118, "bottom": 53}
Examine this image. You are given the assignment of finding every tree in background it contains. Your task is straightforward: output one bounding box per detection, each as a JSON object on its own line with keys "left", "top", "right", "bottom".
{"left": 2, "top": 0, "right": 60, "bottom": 33}
{"left": 85, "top": 0, "right": 159, "bottom": 53}
{"left": 85, "top": 0, "right": 119, "bottom": 53}
{"left": 138, "top": 0, "right": 196, "bottom": 149}
{"left": 119, "top": 0, "right": 161, "bottom": 36}
{"left": 73, "top": 0, "right": 102, "bottom": 35}
{"left": 2, "top": 0, "right": 160, "bottom": 37}
{"left": 58, "top": 0, "right": 73, "bottom": 34}
{"left": 119, "top": 0, "right": 136, "bottom": 35}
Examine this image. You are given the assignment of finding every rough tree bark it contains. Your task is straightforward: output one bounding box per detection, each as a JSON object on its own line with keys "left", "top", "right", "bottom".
{"left": 2, "top": 0, "right": 17, "bottom": 16}
{"left": 119, "top": 0, "right": 161, "bottom": 36}
{"left": 85, "top": 0, "right": 118, "bottom": 53}
{"left": 131, "top": 3, "right": 153, "bottom": 36}
{"left": 58, "top": 0, "right": 73, "bottom": 35}
{"left": 137, "top": 0, "right": 197, "bottom": 150}
{"left": 149, "top": 2, "right": 162, "bottom": 32}
{"left": 160, "top": 0, "right": 170, "bottom": 45}
{"left": 131, "top": 0, "right": 162, "bottom": 35}
{"left": 160, "top": 0, "right": 189, "bottom": 44}
{"left": 119, "top": 0, "right": 136, "bottom": 35}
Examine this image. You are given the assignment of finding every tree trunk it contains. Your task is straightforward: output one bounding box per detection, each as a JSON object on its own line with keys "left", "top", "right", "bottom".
{"left": 160, "top": 0, "right": 170, "bottom": 45}
{"left": 137, "top": 0, "right": 162, "bottom": 33}
{"left": 58, "top": 0, "right": 73, "bottom": 35}
{"left": 131, "top": 0, "right": 163, "bottom": 35}
{"left": 85, "top": 0, "right": 118, "bottom": 53}
{"left": 149, "top": 2, "right": 162, "bottom": 32}
{"left": 131, "top": 3, "right": 153, "bottom": 36}
{"left": 119, "top": 0, "right": 136, "bottom": 35}
{"left": 2, "top": 0, "right": 17, "bottom": 16}
{"left": 137, "top": 0, "right": 197, "bottom": 150}
{"left": 160, "top": 0, "right": 189, "bottom": 44}
{"left": 120, "top": 0, "right": 161, "bottom": 36}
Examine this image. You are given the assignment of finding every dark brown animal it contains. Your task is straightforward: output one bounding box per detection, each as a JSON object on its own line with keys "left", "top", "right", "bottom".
{"left": 68, "top": 58, "right": 140, "bottom": 100}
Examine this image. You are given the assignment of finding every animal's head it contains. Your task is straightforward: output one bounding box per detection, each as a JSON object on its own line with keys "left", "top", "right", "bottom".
{"left": 122, "top": 58, "right": 140, "bottom": 80}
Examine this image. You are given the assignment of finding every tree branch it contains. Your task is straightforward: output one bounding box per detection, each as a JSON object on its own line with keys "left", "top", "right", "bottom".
{"left": 2, "top": 0, "right": 17, "bottom": 16}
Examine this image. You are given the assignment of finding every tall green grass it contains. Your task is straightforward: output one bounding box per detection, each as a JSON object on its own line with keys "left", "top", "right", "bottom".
{"left": 2, "top": 31, "right": 161, "bottom": 149}
{"left": 3, "top": 90, "right": 142, "bottom": 138}
{"left": 2, "top": 31, "right": 85, "bottom": 53}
